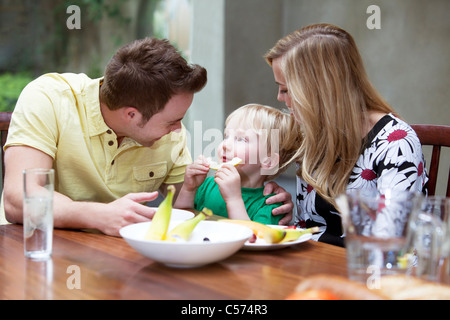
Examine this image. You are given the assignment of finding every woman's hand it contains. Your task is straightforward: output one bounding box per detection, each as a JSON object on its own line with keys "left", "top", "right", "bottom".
{"left": 263, "top": 181, "right": 294, "bottom": 225}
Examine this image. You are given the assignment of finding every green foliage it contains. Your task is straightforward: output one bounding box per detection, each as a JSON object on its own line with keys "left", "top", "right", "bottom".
{"left": 0, "top": 73, "right": 33, "bottom": 112}
{"left": 80, "top": 0, "right": 131, "bottom": 25}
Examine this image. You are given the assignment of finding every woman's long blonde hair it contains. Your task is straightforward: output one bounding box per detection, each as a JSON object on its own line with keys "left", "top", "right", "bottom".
{"left": 265, "top": 24, "right": 395, "bottom": 205}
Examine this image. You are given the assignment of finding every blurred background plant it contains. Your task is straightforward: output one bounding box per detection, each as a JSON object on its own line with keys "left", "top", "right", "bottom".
{"left": 0, "top": 0, "right": 190, "bottom": 112}
{"left": 0, "top": 73, "right": 33, "bottom": 112}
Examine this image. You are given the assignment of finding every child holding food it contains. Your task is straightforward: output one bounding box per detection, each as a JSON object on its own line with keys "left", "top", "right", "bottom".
{"left": 175, "top": 104, "right": 301, "bottom": 224}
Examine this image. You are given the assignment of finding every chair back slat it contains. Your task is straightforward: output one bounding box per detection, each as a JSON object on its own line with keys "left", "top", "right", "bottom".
{"left": 411, "top": 124, "right": 450, "bottom": 197}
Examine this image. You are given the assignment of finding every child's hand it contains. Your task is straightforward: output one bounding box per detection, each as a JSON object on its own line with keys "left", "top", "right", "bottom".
{"left": 214, "top": 164, "right": 242, "bottom": 202}
{"left": 215, "top": 165, "right": 249, "bottom": 220}
{"left": 183, "top": 155, "right": 210, "bottom": 192}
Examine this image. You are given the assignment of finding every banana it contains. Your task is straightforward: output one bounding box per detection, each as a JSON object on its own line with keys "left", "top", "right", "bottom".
{"left": 144, "top": 185, "right": 176, "bottom": 241}
{"left": 219, "top": 219, "right": 286, "bottom": 244}
{"left": 262, "top": 228, "right": 287, "bottom": 244}
{"left": 220, "top": 220, "right": 320, "bottom": 244}
{"left": 279, "top": 227, "right": 320, "bottom": 243}
{"left": 166, "top": 208, "right": 213, "bottom": 241}
{"left": 207, "top": 157, "right": 242, "bottom": 170}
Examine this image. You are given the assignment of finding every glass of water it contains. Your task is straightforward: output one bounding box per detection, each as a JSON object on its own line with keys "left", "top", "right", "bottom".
{"left": 336, "top": 189, "right": 419, "bottom": 286}
{"left": 404, "top": 196, "right": 449, "bottom": 283}
{"left": 23, "top": 168, "right": 54, "bottom": 260}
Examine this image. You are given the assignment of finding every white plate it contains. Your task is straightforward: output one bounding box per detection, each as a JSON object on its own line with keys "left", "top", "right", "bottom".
{"left": 148, "top": 208, "right": 194, "bottom": 221}
{"left": 243, "top": 225, "right": 312, "bottom": 251}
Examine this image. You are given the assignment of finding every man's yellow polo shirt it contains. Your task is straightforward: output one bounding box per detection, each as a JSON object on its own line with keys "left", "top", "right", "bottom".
{"left": 4, "top": 73, "right": 192, "bottom": 203}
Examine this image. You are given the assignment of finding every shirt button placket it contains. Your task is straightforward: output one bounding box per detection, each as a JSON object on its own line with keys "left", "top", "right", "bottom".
{"left": 107, "top": 129, "right": 115, "bottom": 148}
{"left": 106, "top": 129, "right": 116, "bottom": 181}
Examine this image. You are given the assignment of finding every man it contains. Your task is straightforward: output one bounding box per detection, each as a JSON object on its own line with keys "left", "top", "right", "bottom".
{"left": 2, "top": 38, "right": 292, "bottom": 236}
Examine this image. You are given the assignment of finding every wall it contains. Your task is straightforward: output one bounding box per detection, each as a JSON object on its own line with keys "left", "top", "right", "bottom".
{"left": 186, "top": 0, "right": 226, "bottom": 161}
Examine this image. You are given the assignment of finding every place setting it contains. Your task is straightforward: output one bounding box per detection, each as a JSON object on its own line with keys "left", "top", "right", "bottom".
{"left": 120, "top": 185, "right": 318, "bottom": 268}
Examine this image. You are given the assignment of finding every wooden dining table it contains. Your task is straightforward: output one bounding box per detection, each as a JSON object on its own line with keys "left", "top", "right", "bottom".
{"left": 0, "top": 223, "right": 347, "bottom": 300}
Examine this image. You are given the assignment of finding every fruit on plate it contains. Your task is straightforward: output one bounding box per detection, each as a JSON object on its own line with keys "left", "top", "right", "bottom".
{"left": 144, "top": 185, "right": 176, "bottom": 241}
{"left": 262, "top": 227, "right": 287, "bottom": 244}
{"left": 219, "top": 219, "right": 285, "bottom": 244}
{"left": 207, "top": 157, "right": 242, "bottom": 170}
{"left": 279, "top": 226, "right": 320, "bottom": 243}
{"left": 166, "top": 208, "right": 213, "bottom": 241}
{"left": 220, "top": 220, "right": 320, "bottom": 244}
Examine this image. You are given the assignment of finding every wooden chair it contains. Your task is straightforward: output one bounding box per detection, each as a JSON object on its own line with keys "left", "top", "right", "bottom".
{"left": 0, "top": 112, "right": 12, "bottom": 183}
{"left": 412, "top": 124, "right": 450, "bottom": 197}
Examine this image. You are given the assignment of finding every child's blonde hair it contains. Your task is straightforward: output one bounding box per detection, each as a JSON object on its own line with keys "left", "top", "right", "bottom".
{"left": 225, "top": 104, "right": 301, "bottom": 181}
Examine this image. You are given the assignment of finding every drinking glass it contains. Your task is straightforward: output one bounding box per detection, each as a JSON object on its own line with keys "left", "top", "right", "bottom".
{"left": 336, "top": 189, "right": 418, "bottom": 287}
{"left": 404, "top": 196, "right": 449, "bottom": 283}
{"left": 23, "top": 168, "right": 54, "bottom": 260}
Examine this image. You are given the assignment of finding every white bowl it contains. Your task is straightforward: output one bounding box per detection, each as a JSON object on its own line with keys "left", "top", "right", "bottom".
{"left": 120, "top": 220, "right": 253, "bottom": 268}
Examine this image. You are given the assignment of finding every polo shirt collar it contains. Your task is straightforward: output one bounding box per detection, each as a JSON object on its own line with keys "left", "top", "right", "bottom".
{"left": 86, "top": 77, "right": 112, "bottom": 137}
{"left": 84, "top": 78, "right": 143, "bottom": 148}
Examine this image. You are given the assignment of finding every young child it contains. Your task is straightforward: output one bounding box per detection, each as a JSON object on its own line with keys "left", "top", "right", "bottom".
{"left": 175, "top": 104, "right": 301, "bottom": 224}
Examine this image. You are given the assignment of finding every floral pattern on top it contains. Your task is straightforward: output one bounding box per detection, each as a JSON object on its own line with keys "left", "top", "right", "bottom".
{"left": 295, "top": 114, "right": 428, "bottom": 246}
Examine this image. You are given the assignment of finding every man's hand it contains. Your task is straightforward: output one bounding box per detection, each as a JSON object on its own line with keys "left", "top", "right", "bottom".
{"left": 263, "top": 181, "right": 294, "bottom": 225}
{"left": 98, "top": 192, "right": 159, "bottom": 236}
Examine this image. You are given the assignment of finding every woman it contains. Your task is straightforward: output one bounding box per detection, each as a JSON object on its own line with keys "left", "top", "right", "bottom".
{"left": 264, "top": 24, "right": 428, "bottom": 246}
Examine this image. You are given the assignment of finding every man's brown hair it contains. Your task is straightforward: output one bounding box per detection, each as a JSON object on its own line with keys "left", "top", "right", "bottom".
{"left": 100, "top": 38, "right": 207, "bottom": 121}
